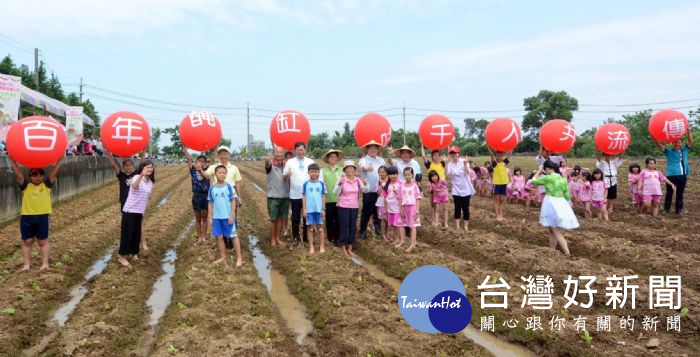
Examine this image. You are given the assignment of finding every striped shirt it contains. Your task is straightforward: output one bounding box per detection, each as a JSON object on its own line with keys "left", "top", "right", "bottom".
{"left": 123, "top": 177, "right": 154, "bottom": 214}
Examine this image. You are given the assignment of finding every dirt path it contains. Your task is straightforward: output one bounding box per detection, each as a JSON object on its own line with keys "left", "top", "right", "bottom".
{"left": 0, "top": 165, "right": 188, "bottom": 355}
{"left": 149, "top": 211, "right": 305, "bottom": 356}
{"left": 237, "top": 166, "right": 490, "bottom": 356}
{"left": 39, "top": 176, "right": 196, "bottom": 355}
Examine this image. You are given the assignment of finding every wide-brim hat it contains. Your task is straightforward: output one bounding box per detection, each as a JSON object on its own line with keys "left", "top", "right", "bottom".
{"left": 322, "top": 149, "right": 344, "bottom": 163}
{"left": 362, "top": 140, "right": 384, "bottom": 149}
{"left": 397, "top": 145, "right": 415, "bottom": 157}
{"left": 342, "top": 160, "right": 356, "bottom": 171}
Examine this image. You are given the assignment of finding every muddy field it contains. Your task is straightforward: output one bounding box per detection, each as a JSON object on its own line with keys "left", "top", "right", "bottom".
{"left": 0, "top": 158, "right": 696, "bottom": 356}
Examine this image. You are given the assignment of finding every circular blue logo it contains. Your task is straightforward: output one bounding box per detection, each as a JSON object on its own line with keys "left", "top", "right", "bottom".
{"left": 398, "top": 265, "right": 472, "bottom": 334}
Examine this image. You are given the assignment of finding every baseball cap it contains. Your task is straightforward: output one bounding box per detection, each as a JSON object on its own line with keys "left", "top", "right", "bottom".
{"left": 217, "top": 146, "right": 231, "bottom": 153}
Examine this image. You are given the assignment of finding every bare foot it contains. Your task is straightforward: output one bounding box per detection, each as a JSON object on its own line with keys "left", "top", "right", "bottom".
{"left": 319, "top": 247, "right": 326, "bottom": 253}
{"left": 348, "top": 251, "right": 356, "bottom": 257}
{"left": 118, "top": 257, "right": 131, "bottom": 267}
{"left": 213, "top": 258, "right": 224, "bottom": 265}
{"left": 443, "top": 223, "right": 449, "bottom": 228}
{"left": 235, "top": 259, "right": 243, "bottom": 267}
{"left": 40, "top": 265, "right": 49, "bottom": 271}
{"left": 141, "top": 244, "right": 150, "bottom": 251}
{"left": 342, "top": 248, "right": 349, "bottom": 256}
{"left": 21, "top": 265, "right": 30, "bottom": 272}
{"left": 309, "top": 249, "right": 315, "bottom": 254}
{"left": 405, "top": 245, "right": 416, "bottom": 253}
{"left": 132, "top": 255, "right": 139, "bottom": 260}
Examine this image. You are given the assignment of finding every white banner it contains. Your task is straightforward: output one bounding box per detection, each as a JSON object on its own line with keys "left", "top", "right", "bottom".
{"left": 65, "top": 106, "right": 84, "bottom": 146}
{"left": 0, "top": 74, "right": 21, "bottom": 142}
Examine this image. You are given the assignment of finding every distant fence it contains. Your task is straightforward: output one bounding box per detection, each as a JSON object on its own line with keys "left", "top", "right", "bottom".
{"left": 0, "top": 156, "right": 165, "bottom": 226}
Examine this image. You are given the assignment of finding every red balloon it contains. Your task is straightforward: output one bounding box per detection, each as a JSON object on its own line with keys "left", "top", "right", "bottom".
{"left": 539, "top": 119, "right": 576, "bottom": 153}
{"left": 269, "top": 110, "right": 310, "bottom": 150}
{"left": 179, "top": 111, "right": 222, "bottom": 151}
{"left": 485, "top": 118, "right": 521, "bottom": 152}
{"left": 418, "top": 114, "right": 455, "bottom": 150}
{"left": 354, "top": 113, "right": 392, "bottom": 147}
{"left": 101, "top": 111, "right": 150, "bottom": 157}
{"left": 595, "top": 123, "right": 631, "bottom": 154}
{"left": 6, "top": 116, "right": 67, "bottom": 168}
{"left": 649, "top": 109, "right": 689, "bottom": 143}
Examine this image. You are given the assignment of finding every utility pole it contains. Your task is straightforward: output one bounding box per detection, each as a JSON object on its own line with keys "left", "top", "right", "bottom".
{"left": 79, "top": 77, "right": 83, "bottom": 103}
{"left": 402, "top": 102, "right": 406, "bottom": 146}
{"left": 246, "top": 102, "right": 250, "bottom": 152}
{"left": 34, "top": 48, "right": 39, "bottom": 88}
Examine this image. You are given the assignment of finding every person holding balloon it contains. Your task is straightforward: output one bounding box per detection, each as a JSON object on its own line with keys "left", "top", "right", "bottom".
{"left": 531, "top": 160, "right": 578, "bottom": 256}
{"left": 595, "top": 150, "right": 626, "bottom": 214}
{"left": 358, "top": 141, "right": 387, "bottom": 240}
{"left": 106, "top": 151, "right": 137, "bottom": 210}
{"left": 264, "top": 146, "right": 290, "bottom": 247}
{"left": 182, "top": 145, "right": 210, "bottom": 244}
{"left": 445, "top": 146, "right": 476, "bottom": 232}
{"left": 10, "top": 156, "right": 64, "bottom": 271}
{"left": 421, "top": 146, "right": 446, "bottom": 226}
{"left": 653, "top": 131, "right": 693, "bottom": 215}
{"left": 118, "top": 160, "right": 156, "bottom": 267}
{"left": 204, "top": 146, "right": 243, "bottom": 208}
{"left": 486, "top": 147, "right": 512, "bottom": 221}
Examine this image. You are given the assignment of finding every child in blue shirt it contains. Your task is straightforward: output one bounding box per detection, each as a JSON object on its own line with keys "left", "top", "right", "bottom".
{"left": 208, "top": 165, "right": 242, "bottom": 267}
{"left": 302, "top": 163, "right": 326, "bottom": 254}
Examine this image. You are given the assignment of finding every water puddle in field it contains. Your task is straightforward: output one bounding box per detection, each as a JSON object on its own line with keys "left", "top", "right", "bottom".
{"left": 156, "top": 191, "right": 174, "bottom": 208}
{"left": 51, "top": 248, "right": 114, "bottom": 326}
{"left": 134, "top": 220, "right": 195, "bottom": 357}
{"left": 249, "top": 234, "right": 313, "bottom": 345}
{"left": 350, "top": 256, "right": 534, "bottom": 357}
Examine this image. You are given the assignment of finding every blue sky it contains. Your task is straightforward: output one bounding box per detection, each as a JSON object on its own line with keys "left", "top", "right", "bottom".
{"left": 1, "top": 0, "right": 699, "bottom": 149}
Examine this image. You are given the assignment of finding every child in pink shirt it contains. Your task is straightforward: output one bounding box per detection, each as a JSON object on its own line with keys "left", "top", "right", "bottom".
{"left": 398, "top": 167, "right": 421, "bottom": 252}
{"left": 568, "top": 171, "right": 581, "bottom": 205}
{"left": 578, "top": 172, "right": 593, "bottom": 220}
{"left": 427, "top": 171, "right": 449, "bottom": 228}
{"left": 375, "top": 166, "right": 389, "bottom": 241}
{"left": 525, "top": 172, "right": 538, "bottom": 208}
{"left": 382, "top": 166, "right": 403, "bottom": 246}
{"left": 510, "top": 168, "right": 526, "bottom": 204}
{"left": 591, "top": 169, "right": 609, "bottom": 221}
{"left": 627, "top": 163, "right": 642, "bottom": 213}
{"left": 638, "top": 158, "right": 675, "bottom": 216}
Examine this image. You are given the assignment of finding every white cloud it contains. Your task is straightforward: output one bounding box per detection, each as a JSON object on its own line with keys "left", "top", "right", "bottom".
{"left": 1, "top": 0, "right": 442, "bottom": 38}
{"left": 376, "top": 4, "right": 700, "bottom": 104}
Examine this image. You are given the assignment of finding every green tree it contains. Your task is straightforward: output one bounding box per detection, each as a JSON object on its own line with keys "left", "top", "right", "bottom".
{"left": 521, "top": 90, "right": 579, "bottom": 152}
{"left": 149, "top": 128, "right": 162, "bottom": 155}
{"left": 463, "top": 118, "right": 488, "bottom": 142}
{"left": 161, "top": 126, "right": 183, "bottom": 158}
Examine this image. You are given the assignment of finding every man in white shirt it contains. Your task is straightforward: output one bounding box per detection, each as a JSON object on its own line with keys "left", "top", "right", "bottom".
{"left": 595, "top": 150, "right": 625, "bottom": 214}
{"left": 535, "top": 146, "right": 565, "bottom": 166}
{"left": 357, "top": 140, "right": 386, "bottom": 239}
{"left": 283, "top": 142, "right": 319, "bottom": 246}
{"left": 387, "top": 146, "right": 422, "bottom": 183}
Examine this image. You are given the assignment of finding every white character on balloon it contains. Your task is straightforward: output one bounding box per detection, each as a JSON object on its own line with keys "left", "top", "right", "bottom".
{"left": 430, "top": 124, "right": 452, "bottom": 146}
{"left": 276, "top": 112, "right": 302, "bottom": 134}
{"left": 559, "top": 124, "right": 576, "bottom": 143}
{"left": 502, "top": 122, "right": 521, "bottom": 143}
{"left": 607, "top": 130, "right": 629, "bottom": 151}
{"left": 112, "top": 117, "right": 144, "bottom": 145}
{"left": 662, "top": 119, "right": 686, "bottom": 141}
{"left": 189, "top": 111, "right": 217, "bottom": 128}
{"left": 23, "top": 119, "right": 60, "bottom": 151}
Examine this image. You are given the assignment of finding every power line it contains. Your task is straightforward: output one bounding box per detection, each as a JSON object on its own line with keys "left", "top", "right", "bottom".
{"left": 406, "top": 107, "right": 524, "bottom": 114}
{"left": 580, "top": 98, "right": 700, "bottom": 107}
{"left": 84, "top": 92, "right": 247, "bottom": 116}
{"left": 84, "top": 84, "right": 245, "bottom": 110}
{"left": 0, "top": 38, "right": 33, "bottom": 54}
{"left": 249, "top": 106, "right": 403, "bottom": 115}
{"left": 0, "top": 32, "right": 32, "bottom": 51}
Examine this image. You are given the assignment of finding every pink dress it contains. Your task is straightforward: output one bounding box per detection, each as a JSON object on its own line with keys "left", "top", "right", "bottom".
{"left": 511, "top": 175, "right": 526, "bottom": 198}
{"left": 376, "top": 180, "right": 387, "bottom": 219}
{"left": 628, "top": 173, "right": 641, "bottom": 204}
{"left": 578, "top": 181, "right": 592, "bottom": 202}
{"left": 400, "top": 181, "right": 421, "bottom": 228}
{"left": 639, "top": 169, "right": 666, "bottom": 202}
{"left": 384, "top": 181, "right": 403, "bottom": 227}
{"left": 525, "top": 179, "right": 537, "bottom": 201}
{"left": 568, "top": 180, "right": 581, "bottom": 201}
{"left": 428, "top": 180, "right": 449, "bottom": 204}
{"left": 591, "top": 180, "right": 606, "bottom": 208}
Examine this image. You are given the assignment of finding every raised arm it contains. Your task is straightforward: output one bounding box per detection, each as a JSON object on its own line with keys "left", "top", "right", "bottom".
{"left": 48, "top": 155, "right": 65, "bottom": 183}
{"left": 10, "top": 159, "right": 23, "bottom": 184}
{"left": 182, "top": 145, "right": 193, "bottom": 169}
{"left": 688, "top": 130, "right": 694, "bottom": 148}
{"left": 386, "top": 147, "right": 394, "bottom": 166}
{"left": 106, "top": 151, "right": 121, "bottom": 175}
{"left": 595, "top": 151, "right": 601, "bottom": 162}
{"left": 420, "top": 146, "right": 428, "bottom": 163}
{"left": 486, "top": 146, "right": 496, "bottom": 160}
